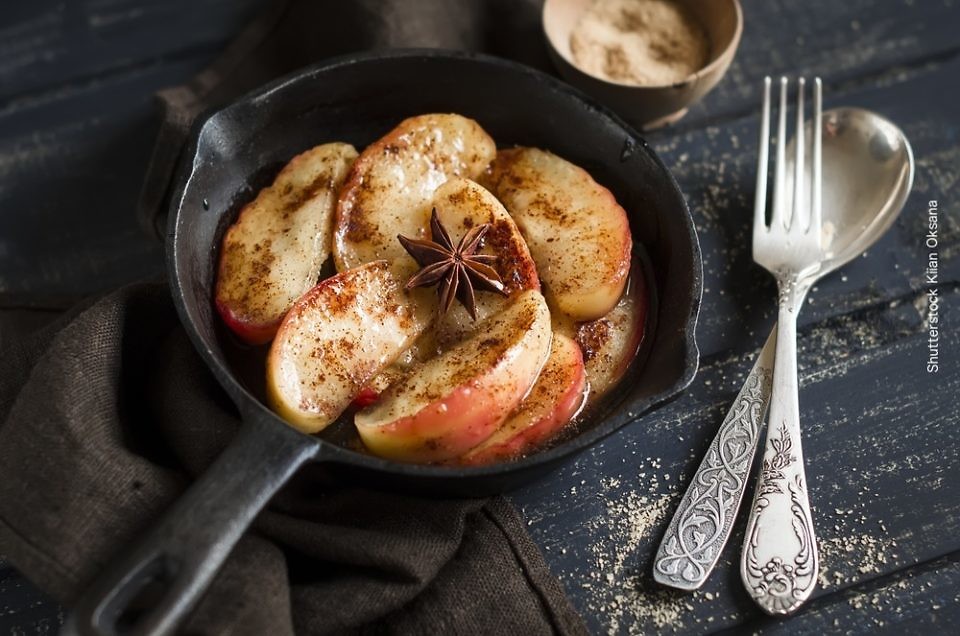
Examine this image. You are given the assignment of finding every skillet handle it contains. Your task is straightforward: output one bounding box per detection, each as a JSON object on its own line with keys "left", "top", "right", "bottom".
{"left": 62, "top": 419, "right": 320, "bottom": 636}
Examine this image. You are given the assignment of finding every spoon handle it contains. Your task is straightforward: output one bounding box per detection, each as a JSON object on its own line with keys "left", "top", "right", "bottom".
{"left": 741, "top": 302, "right": 819, "bottom": 615}
{"left": 653, "top": 327, "right": 775, "bottom": 590}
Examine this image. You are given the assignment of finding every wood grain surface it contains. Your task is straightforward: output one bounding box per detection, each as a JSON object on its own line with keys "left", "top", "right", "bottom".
{"left": 1, "top": 0, "right": 957, "bottom": 634}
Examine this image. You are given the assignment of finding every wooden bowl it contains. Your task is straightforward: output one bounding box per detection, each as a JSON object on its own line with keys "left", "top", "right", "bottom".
{"left": 543, "top": 0, "right": 743, "bottom": 129}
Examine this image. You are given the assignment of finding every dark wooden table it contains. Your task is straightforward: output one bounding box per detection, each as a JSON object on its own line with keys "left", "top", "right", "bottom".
{"left": 1, "top": 0, "right": 958, "bottom": 633}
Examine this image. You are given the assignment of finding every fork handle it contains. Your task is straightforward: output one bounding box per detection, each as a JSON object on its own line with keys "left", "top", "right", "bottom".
{"left": 741, "top": 299, "right": 819, "bottom": 615}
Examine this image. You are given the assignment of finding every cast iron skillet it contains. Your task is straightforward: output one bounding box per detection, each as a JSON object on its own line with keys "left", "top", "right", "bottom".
{"left": 64, "top": 50, "right": 702, "bottom": 636}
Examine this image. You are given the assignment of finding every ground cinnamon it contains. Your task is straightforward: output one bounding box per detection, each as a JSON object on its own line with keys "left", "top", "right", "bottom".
{"left": 570, "top": 0, "right": 709, "bottom": 86}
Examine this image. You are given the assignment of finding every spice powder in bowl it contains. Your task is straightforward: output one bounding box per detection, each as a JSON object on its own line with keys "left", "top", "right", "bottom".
{"left": 569, "top": 0, "right": 709, "bottom": 86}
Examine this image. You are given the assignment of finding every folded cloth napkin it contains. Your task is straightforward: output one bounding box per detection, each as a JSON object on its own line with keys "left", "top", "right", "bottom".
{"left": 0, "top": 283, "right": 586, "bottom": 634}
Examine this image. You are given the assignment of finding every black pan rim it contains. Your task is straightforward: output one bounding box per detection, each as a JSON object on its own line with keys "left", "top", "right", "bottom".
{"left": 167, "top": 48, "right": 703, "bottom": 480}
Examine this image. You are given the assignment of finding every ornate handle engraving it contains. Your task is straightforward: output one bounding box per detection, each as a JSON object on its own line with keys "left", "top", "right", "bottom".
{"left": 741, "top": 306, "right": 819, "bottom": 615}
{"left": 742, "top": 426, "right": 817, "bottom": 613}
{"left": 654, "top": 329, "right": 776, "bottom": 590}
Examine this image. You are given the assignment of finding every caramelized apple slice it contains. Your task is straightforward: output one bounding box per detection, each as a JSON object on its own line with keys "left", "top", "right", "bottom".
{"left": 216, "top": 142, "right": 358, "bottom": 344}
{"left": 333, "top": 114, "right": 496, "bottom": 272}
{"left": 350, "top": 348, "right": 417, "bottom": 408}
{"left": 460, "top": 333, "right": 587, "bottom": 465}
{"left": 355, "top": 290, "right": 552, "bottom": 463}
{"left": 483, "top": 147, "right": 632, "bottom": 321}
{"left": 422, "top": 177, "right": 540, "bottom": 354}
{"left": 267, "top": 261, "right": 432, "bottom": 433}
{"left": 353, "top": 177, "right": 540, "bottom": 402}
{"left": 574, "top": 262, "right": 648, "bottom": 397}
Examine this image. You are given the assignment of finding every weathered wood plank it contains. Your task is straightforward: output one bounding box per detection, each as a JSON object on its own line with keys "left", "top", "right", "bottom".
{"left": 4, "top": 0, "right": 958, "bottom": 124}
{"left": 744, "top": 552, "right": 960, "bottom": 635}
{"left": 0, "top": 0, "right": 265, "bottom": 306}
{"left": 683, "top": 0, "right": 960, "bottom": 127}
{"left": 0, "top": 58, "right": 216, "bottom": 304}
{"left": 511, "top": 287, "right": 960, "bottom": 634}
{"left": 647, "top": 55, "right": 960, "bottom": 358}
{"left": 0, "top": 0, "right": 266, "bottom": 101}
{"left": 0, "top": 560, "right": 62, "bottom": 634}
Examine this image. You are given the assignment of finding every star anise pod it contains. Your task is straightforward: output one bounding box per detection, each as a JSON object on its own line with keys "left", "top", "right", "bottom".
{"left": 397, "top": 208, "right": 507, "bottom": 319}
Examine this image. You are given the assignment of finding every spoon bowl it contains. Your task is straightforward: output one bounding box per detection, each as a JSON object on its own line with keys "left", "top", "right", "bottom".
{"left": 787, "top": 107, "right": 914, "bottom": 278}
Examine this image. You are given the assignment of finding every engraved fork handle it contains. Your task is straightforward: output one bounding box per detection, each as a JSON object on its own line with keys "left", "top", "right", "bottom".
{"left": 653, "top": 328, "right": 775, "bottom": 590}
{"left": 741, "top": 287, "right": 819, "bottom": 615}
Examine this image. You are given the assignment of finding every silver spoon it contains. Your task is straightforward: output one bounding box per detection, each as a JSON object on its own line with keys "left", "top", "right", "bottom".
{"left": 653, "top": 106, "right": 914, "bottom": 593}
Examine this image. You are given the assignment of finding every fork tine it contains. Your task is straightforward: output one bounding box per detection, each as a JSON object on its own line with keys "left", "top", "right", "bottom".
{"left": 793, "top": 77, "right": 806, "bottom": 232}
{"left": 771, "top": 77, "right": 789, "bottom": 230}
{"left": 753, "top": 77, "right": 772, "bottom": 238}
{"left": 810, "top": 77, "right": 823, "bottom": 238}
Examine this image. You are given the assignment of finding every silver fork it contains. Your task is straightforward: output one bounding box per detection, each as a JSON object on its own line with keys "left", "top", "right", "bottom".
{"left": 740, "top": 76, "right": 823, "bottom": 615}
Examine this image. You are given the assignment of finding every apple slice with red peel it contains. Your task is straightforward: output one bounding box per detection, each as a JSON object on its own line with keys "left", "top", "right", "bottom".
{"left": 267, "top": 261, "right": 432, "bottom": 434}
{"left": 434, "top": 178, "right": 540, "bottom": 302}
{"left": 574, "top": 262, "right": 648, "bottom": 397}
{"left": 349, "top": 348, "right": 417, "bottom": 409}
{"left": 333, "top": 114, "right": 496, "bottom": 272}
{"left": 459, "top": 333, "right": 587, "bottom": 465}
{"left": 482, "top": 147, "right": 632, "bottom": 321}
{"left": 354, "top": 177, "right": 540, "bottom": 400}
{"left": 355, "top": 290, "right": 552, "bottom": 463}
{"left": 421, "top": 177, "right": 541, "bottom": 354}
{"left": 216, "top": 142, "right": 358, "bottom": 344}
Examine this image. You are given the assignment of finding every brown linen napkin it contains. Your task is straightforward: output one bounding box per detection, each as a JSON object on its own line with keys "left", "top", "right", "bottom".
{"left": 0, "top": 282, "right": 586, "bottom": 634}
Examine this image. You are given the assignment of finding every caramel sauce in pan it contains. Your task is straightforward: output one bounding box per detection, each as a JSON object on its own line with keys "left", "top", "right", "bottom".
{"left": 217, "top": 251, "right": 654, "bottom": 463}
